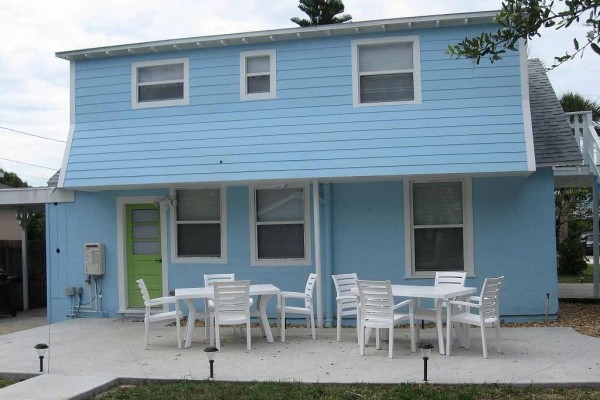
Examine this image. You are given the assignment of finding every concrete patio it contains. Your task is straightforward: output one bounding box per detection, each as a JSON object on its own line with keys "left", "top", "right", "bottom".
{"left": 0, "top": 318, "right": 599, "bottom": 395}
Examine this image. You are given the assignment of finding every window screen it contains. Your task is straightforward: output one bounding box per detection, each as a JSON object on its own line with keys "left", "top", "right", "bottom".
{"left": 136, "top": 62, "right": 185, "bottom": 103}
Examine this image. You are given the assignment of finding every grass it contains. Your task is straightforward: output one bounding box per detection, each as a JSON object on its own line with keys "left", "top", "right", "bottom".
{"left": 558, "top": 263, "right": 594, "bottom": 283}
{"left": 0, "top": 380, "right": 15, "bottom": 389}
{"left": 95, "top": 381, "right": 600, "bottom": 400}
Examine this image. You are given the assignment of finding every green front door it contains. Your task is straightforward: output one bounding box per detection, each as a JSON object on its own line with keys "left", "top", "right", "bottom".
{"left": 126, "top": 204, "right": 162, "bottom": 308}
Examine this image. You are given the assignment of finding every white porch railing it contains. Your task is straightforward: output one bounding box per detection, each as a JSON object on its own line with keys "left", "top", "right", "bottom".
{"left": 565, "top": 111, "right": 600, "bottom": 176}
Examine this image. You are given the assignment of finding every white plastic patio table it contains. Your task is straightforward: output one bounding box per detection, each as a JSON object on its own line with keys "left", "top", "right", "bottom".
{"left": 175, "top": 284, "right": 281, "bottom": 348}
{"left": 353, "top": 284, "right": 477, "bottom": 355}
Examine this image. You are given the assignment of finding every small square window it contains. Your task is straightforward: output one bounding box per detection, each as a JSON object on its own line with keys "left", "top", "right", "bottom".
{"left": 132, "top": 58, "right": 189, "bottom": 109}
{"left": 352, "top": 37, "right": 421, "bottom": 106}
{"left": 240, "top": 50, "right": 276, "bottom": 100}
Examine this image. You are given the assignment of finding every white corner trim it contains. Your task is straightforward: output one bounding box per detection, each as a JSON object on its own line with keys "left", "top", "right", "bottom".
{"left": 403, "top": 177, "right": 474, "bottom": 279}
{"left": 249, "top": 183, "right": 312, "bottom": 266}
{"left": 240, "top": 49, "right": 277, "bottom": 101}
{"left": 131, "top": 58, "right": 190, "bottom": 109}
{"left": 352, "top": 35, "right": 422, "bottom": 107}
{"left": 169, "top": 187, "right": 228, "bottom": 264}
{"left": 116, "top": 196, "right": 169, "bottom": 312}
{"left": 58, "top": 61, "right": 76, "bottom": 188}
{"left": 520, "top": 38, "right": 536, "bottom": 171}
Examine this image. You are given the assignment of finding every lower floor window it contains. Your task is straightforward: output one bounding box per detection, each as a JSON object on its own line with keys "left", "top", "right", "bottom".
{"left": 407, "top": 179, "right": 472, "bottom": 276}
{"left": 251, "top": 185, "right": 311, "bottom": 265}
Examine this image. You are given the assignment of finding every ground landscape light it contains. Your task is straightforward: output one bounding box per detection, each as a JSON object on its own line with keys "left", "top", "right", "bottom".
{"left": 418, "top": 342, "right": 434, "bottom": 382}
{"left": 34, "top": 343, "right": 48, "bottom": 373}
{"left": 204, "top": 346, "right": 219, "bottom": 379}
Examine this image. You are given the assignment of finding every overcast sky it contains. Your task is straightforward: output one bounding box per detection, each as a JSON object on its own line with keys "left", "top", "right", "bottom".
{"left": 0, "top": 0, "right": 598, "bottom": 187}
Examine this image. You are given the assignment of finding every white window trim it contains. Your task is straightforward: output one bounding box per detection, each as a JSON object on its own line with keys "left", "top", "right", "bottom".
{"left": 403, "top": 177, "right": 474, "bottom": 279}
{"left": 131, "top": 58, "right": 190, "bottom": 109}
{"left": 351, "top": 36, "right": 422, "bottom": 107}
{"left": 249, "top": 183, "right": 312, "bottom": 266}
{"left": 169, "top": 187, "right": 227, "bottom": 264}
{"left": 240, "top": 49, "right": 277, "bottom": 101}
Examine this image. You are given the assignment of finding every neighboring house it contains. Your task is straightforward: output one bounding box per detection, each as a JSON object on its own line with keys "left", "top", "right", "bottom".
{"left": 45, "top": 10, "right": 581, "bottom": 324}
{"left": 0, "top": 184, "right": 22, "bottom": 241}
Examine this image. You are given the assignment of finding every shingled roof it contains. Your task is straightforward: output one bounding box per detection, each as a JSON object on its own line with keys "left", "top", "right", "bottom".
{"left": 529, "top": 58, "right": 582, "bottom": 167}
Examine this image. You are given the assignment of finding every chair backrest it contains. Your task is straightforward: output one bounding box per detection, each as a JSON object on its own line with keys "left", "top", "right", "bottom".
{"left": 136, "top": 279, "right": 151, "bottom": 307}
{"left": 304, "top": 273, "right": 318, "bottom": 308}
{"left": 356, "top": 280, "right": 394, "bottom": 324}
{"left": 479, "top": 276, "right": 504, "bottom": 318}
{"left": 332, "top": 273, "right": 358, "bottom": 296}
{"left": 204, "top": 273, "right": 235, "bottom": 287}
{"left": 434, "top": 271, "right": 467, "bottom": 287}
{"left": 213, "top": 280, "right": 251, "bottom": 320}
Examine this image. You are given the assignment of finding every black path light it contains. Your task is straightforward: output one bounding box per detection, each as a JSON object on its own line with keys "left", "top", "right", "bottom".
{"left": 204, "top": 346, "right": 219, "bottom": 379}
{"left": 34, "top": 343, "right": 49, "bottom": 373}
{"left": 418, "top": 342, "right": 434, "bottom": 382}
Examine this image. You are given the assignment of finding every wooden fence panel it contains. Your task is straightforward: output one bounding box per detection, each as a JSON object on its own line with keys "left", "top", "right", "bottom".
{"left": 0, "top": 240, "right": 46, "bottom": 310}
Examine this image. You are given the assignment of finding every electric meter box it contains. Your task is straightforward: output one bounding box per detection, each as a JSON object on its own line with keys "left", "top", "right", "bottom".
{"left": 84, "top": 243, "right": 105, "bottom": 276}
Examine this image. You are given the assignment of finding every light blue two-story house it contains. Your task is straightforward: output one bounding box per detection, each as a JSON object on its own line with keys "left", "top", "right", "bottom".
{"left": 46, "top": 10, "right": 581, "bottom": 324}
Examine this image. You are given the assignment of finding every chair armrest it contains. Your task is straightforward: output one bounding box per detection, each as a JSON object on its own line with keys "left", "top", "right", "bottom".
{"left": 393, "top": 298, "right": 414, "bottom": 310}
{"left": 281, "top": 291, "right": 309, "bottom": 299}
{"left": 466, "top": 296, "right": 481, "bottom": 303}
{"left": 448, "top": 299, "right": 480, "bottom": 309}
{"left": 148, "top": 296, "right": 176, "bottom": 306}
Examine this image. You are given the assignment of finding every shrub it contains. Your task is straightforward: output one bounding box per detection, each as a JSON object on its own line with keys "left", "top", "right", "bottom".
{"left": 558, "top": 237, "right": 587, "bottom": 275}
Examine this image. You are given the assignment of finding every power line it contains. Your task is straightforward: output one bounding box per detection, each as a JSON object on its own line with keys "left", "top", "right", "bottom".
{"left": 0, "top": 126, "right": 66, "bottom": 143}
{"left": 0, "top": 157, "right": 57, "bottom": 170}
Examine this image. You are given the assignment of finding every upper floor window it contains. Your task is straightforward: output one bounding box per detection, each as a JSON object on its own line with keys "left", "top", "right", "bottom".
{"left": 404, "top": 179, "right": 473, "bottom": 278}
{"left": 170, "top": 188, "right": 227, "bottom": 263}
{"left": 132, "top": 58, "right": 189, "bottom": 109}
{"left": 352, "top": 36, "right": 421, "bottom": 106}
{"left": 240, "top": 50, "right": 276, "bottom": 100}
{"left": 249, "top": 185, "right": 311, "bottom": 266}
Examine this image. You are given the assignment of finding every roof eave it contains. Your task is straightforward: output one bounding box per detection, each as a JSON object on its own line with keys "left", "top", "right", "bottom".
{"left": 55, "top": 10, "right": 499, "bottom": 61}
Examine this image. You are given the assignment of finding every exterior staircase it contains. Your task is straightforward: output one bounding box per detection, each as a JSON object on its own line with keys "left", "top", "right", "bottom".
{"left": 554, "top": 111, "right": 600, "bottom": 297}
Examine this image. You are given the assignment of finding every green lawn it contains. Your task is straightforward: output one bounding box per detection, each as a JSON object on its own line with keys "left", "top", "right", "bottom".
{"left": 95, "top": 381, "right": 600, "bottom": 400}
{"left": 559, "top": 263, "right": 595, "bottom": 283}
{"left": 0, "top": 380, "right": 15, "bottom": 389}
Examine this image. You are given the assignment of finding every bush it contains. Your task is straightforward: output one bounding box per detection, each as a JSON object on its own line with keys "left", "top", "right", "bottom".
{"left": 558, "top": 238, "right": 587, "bottom": 275}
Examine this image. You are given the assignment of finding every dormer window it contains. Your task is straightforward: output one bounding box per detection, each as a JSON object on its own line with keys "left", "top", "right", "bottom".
{"left": 352, "top": 36, "right": 421, "bottom": 106}
{"left": 240, "top": 50, "right": 277, "bottom": 101}
{"left": 132, "top": 58, "right": 189, "bottom": 109}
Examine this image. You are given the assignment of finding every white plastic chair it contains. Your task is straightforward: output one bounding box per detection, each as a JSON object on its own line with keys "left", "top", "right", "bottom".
{"left": 331, "top": 273, "right": 358, "bottom": 341}
{"left": 210, "top": 280, "right": 253, "bottom": 351}
{"left": 414, "top": 271, "right": 467, "bottom": 334}
{"left": 446, "top": 276, "right": 504, "bottom": 358}
{"left": 357, "top": 280, "right": 416, "bottom": 359}
{"left": 278, "top": 273, "right": 318, "bottom": 342}
{"left": 203, "top": 273, "right": 235, "bottom": 338}
{"left": 136, "top": 279, "right": 182, "bottom": 350}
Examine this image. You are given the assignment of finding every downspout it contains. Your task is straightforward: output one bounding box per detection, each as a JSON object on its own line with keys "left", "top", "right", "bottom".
{"left": 323, "top": 183, "right": 333, "bottom": 327}
{"left": 594, "top": 183, "right": 599, "bottom": 297}
{"left": 312, "top": 180, "right": 323, "bottom": 328}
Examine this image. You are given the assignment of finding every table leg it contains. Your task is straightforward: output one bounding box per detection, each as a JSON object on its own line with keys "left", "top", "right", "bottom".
{"left": 435, "top": 299, "right": 445, "bottom": 355}
{"left": 258, "top": 294, "right": 275, "bottom": 343}
{"left": 183, "top": 299, "right": 196, "bottom": 349}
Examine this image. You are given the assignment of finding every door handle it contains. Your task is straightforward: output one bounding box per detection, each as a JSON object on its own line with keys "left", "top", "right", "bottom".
{"left": 155, "top": 258, "right": 162, "bottom": 263}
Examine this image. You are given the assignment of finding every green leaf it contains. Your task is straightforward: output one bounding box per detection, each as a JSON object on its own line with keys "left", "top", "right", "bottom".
{"left": 591, "top": 43, "right": 600, "bottom": 56}
{"left": 574, "top": 38, "right": 579, "bottom": 50}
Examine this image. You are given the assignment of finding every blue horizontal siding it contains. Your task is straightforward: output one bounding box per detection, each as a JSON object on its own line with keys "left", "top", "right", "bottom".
{"left": 64, "top": 23, "right": 528, "bottom": 187}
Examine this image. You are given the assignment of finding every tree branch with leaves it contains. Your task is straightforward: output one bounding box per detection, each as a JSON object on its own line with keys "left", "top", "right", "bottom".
{"left": 448, "top": 0, "right": 599, "bottom": 69}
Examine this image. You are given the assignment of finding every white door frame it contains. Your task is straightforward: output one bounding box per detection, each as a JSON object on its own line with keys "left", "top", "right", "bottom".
{"left": 116, "top": 196, "right": 169, "bottom": 313}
